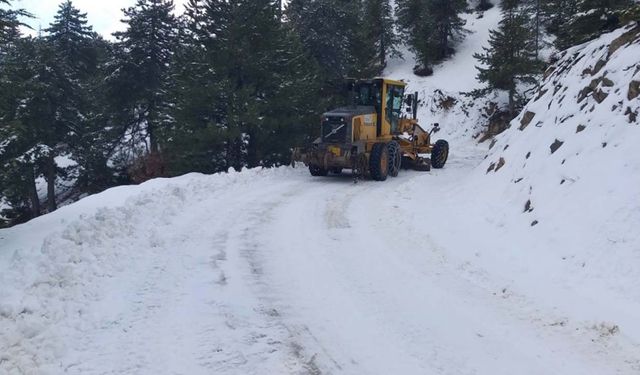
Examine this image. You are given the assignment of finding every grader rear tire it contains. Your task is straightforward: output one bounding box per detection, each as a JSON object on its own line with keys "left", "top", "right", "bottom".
{"left": 309, "top": 165, "right": 328, "bottom": 176}
{"left": 387, "top": 141, "right": 402, "bottom": 177}
{"left": 369, "top": 143, "right": 389, "bottom": 181}
{"left": 432, "top": 140, "right": 449, "bottom": 169}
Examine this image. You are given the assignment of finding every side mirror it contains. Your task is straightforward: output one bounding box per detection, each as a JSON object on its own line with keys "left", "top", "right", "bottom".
{"left": 405, "top": 94, "right": 414, "bottom": 107}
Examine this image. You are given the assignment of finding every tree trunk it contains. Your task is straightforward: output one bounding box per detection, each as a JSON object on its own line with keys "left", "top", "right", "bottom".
{"left": 46, "top": 155, "right": 57, "bottom": 212}
{"left": 148, "top": 101, "right": 159, "bottom": 154}
{"left": 27, "top": 165, "right": 40, "bottom": 218}
{"left": 508, "top": 86, "right": 516, "bottom": 118}
{"left": 380, "top": 32, "right": 386, "bottom": 70}
{"left": 149, "top": 125, "right": 158, "bottom": 153}
{"left": 535, "top": 0, "right": 541, "bottom": 59}
{"left": 246, "top": 129, "right": 259, "bottom": 168}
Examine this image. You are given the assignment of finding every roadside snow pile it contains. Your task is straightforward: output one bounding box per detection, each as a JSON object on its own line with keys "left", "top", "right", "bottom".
{"left": 0, "top": 167, "right": 303, "bottom": 374}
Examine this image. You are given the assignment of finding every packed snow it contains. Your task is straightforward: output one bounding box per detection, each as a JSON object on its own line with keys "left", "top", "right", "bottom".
{"left": 1, "top": 13, "right": 639, "bottom": 375}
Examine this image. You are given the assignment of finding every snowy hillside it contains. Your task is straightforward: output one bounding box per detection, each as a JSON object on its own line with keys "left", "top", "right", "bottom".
{"left": 2, "top": 10, "right": 640, "bottom": 375}
{"left": 473, "top": 23, "right": 640, "bottom": 339}
{"left": 385, "top": 5, "right": 506, "bottom": 145}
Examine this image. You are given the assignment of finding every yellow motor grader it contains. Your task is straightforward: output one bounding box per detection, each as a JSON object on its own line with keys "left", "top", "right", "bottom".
{"left": 292, "top": 78, "right": 449, "bottom": 181}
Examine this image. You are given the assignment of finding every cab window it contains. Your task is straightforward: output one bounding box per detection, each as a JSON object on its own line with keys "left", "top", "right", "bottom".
{"left": 386, "top": 85, "right": 405, "bottom": 132}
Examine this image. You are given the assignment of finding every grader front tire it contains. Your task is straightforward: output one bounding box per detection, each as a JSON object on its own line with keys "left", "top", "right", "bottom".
{"left": 432, "top": 140, "right": 449, "bottom": 169}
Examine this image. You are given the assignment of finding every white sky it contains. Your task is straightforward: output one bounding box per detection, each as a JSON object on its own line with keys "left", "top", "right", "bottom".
{"left": 16, "top": 0, "right": 189, "bottom": 39}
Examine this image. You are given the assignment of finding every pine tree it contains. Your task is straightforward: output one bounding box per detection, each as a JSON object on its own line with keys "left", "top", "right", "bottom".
{"left": 396, "top": 0, "right": 468, "bottom": 75}
{"left": 474, "top": 0, "right": 541, "bottom": 116}
{"left": 362, "top": 0, "right": 400, "bottom": 73}
{"left": 0, "top": 1, "right": 100, "bottom": 217}
{"left": 0, "top": 3, "right": 37, "bottom": 224}
{"left": 540, "top": 0, "right": 578, "bottom": 34}
{"left": 477, "top": 0, "right": 494, "bottom": 11}
{"left": 45, "top": 0, "right": 95, "bottom": 76}
{"left": 554, "top": 0, "right": 633, "bottom": 49}
{"left": 429, "top": 0, "right": 468, "bottom": 61}
{"left": 72, "top": 35, "right": 117, "bottom": 194}
{"left": 0, "top": 0, "right": 30, "bottom": 48}
{"left": 287, "top": 0, "right": 361, "bottom": 80}
{"left": 167, "top": 0, "right": 321, "bottom": 173}
{"left": 0, "top": 37, "right": 61, "bottom": 214}
{"left": 109, "top": 0, "right": 178, "bottom": 158}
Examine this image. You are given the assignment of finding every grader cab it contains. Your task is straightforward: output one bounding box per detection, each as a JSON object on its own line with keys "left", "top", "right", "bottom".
{"left": 292, "top": 78, "right": 449, "bottom": 181}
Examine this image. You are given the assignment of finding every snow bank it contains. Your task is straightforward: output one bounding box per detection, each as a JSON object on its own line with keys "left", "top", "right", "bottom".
{"left": 0, "top": 167, "right": 301, "bottom": 374}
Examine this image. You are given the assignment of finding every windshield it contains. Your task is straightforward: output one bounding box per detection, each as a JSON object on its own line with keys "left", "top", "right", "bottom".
{"left": 352, "top": 82, "right": 382, "bottom": 108}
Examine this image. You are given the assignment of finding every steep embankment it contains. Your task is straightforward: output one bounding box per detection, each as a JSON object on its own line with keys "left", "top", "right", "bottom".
{"left": 478, "top": 23, "right": 640, "bottom": 306}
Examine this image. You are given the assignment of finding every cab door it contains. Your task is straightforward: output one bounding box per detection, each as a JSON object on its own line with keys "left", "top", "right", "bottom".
{"left": 384, "top": 83, "right": 405, "bottom": 135}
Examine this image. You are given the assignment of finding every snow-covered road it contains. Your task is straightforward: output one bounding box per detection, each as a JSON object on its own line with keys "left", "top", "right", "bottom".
{"left": 3, "top": 142, "right": 638, "bottom": 374}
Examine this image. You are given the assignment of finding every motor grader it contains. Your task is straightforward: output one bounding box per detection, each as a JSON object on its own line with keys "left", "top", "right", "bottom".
{"left": 292, "top": 78, "right": 449, "bottom": 181}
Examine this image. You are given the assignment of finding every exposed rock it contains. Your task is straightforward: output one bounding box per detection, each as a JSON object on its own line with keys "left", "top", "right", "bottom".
{"left": 592, "top": 59, "right": 607, "bottom": 75}
{"left": 578, "top": 86, "right": 592, "bottom": 103}
{"left": 576, "top": 124, "right": 586, "bottom": 133}
{"left": 486, "top": 162, "right": 496, "bottom": 173}
{"left": 526, "top": 152, "right": 531, "bottom": 159}
{"left": 602, "top": 77, "right": 615, "bottom": 87}
{"left": 579, "top": 77, "right": 614, "bottom": 103}
{"left": 593, "top": 89, "right": 609, "bottom": 103}
{"left": 535, "top": 88, "right": 548, "bottom": 100}
{"left": 495, "top": 157, "right": 506, "bottom": 172}
{"left": 524, "top": 200, "right": 534, "bottom": 213}
{"left": 487, "top": 110, "right": 512, "bottom": 137}
{"left": 519, "top": 111, "right": 536, "bottom": 131}
{"left": 531, "top": 220, "right": 539, "bottom": 227}
{"left": 628, "top": 80, "right": 640, "bottom": 101}
{"left": 608, "top": 25, "right": 640, "bottom": 58}
{"left": 625, "top": 107, "right": 637, "bottom": 123}
{"left": 544, "top": 66, "right": 556, "bottom": 79}
{"left": 550, "top": 139, "right": 564, "bottom": 154}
